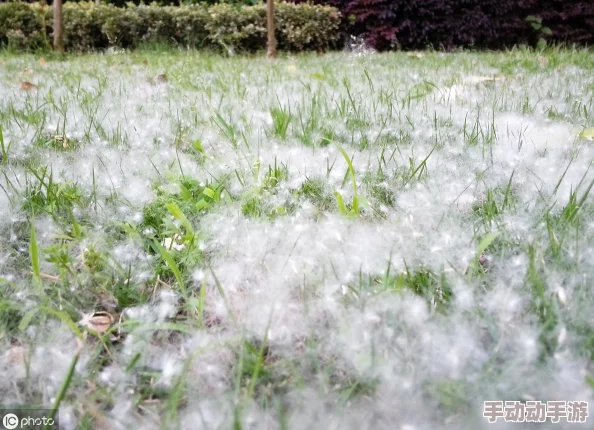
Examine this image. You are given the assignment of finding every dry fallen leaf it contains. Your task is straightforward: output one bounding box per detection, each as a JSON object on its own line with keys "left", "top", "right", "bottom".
{"left": 142, "top": 59, "right": 148, "bottom": 66}
{"left": 23, "top": 68, "right": 34, "bottom": 76}
{"left": 2, "top": 345, "right": 27, "bottom": 365}
{"left": 20, "top": 81, "right": 38, "bottom": 91}
{"left": 78, "top": 311, "right": 114, "bottom": 334}
{"left": 53, "top": 135, "right": 73, "bottom": 149}
{"left": 152, "top": 74, "right": 168, "bottom": 84}
{"left": 38, "top": 57, "right": 48, "bottom": 67}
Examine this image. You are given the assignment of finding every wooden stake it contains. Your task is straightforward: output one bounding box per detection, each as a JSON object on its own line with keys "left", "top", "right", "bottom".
{"left": 53, "top": 0, "right": 64, "bottom": 53}
{"left": 266, "top": 0, "right": 277, "bottom": 58}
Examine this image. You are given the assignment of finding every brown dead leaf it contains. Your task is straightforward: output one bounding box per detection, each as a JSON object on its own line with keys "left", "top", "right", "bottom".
{"left": 142, "top": 59, "right": 148, "bottom": 66}
{"left": 23, "top": 68, "right": 34, "bottom": 76}
{"left": 38, "top": 57, "right": 48, "bottom": 67}
{"left": 153, "top": 74, "right": 168, "bottom": 84}
{"left": 3, "top": 345, "right": 27, "bottom": 365}
{"left": 20, "top": 81, "right": 38, "bottom": 91}
{"left": 78, "top": 311, "right": 115, "bottom": 334}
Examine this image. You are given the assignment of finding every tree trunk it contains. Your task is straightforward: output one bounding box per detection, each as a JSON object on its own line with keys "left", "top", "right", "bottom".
{"left": 266, "top": 0, "right": 277, "bottom": 58}
{"left": 53, "top": 0, "right": 64, "bottom": 53}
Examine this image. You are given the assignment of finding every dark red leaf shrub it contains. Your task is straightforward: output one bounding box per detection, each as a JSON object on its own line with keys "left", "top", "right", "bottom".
{"left": 290, "top": 0, "right": 594, "bottom": 50}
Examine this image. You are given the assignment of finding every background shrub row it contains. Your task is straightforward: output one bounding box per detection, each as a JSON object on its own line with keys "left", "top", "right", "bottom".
{"left": 0, "top": 2, "right": 342, "bottom": 52}
{"left": 291, "top": 0, "right": 594, "bottom": 51}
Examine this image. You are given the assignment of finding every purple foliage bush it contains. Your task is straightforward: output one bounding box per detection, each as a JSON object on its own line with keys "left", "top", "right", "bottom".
{"left": 290, "top": 0, "right": 594, "bottom": 50}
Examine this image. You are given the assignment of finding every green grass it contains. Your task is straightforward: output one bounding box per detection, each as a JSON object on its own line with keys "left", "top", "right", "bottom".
{"left": 1, "top": 46, "right": 594, "bottom": 429}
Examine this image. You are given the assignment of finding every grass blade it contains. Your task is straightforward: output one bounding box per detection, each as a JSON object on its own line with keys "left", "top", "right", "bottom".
{"left": 165, "top": 202, "right": 195, "bottom": 237}
{"left": 45, "top": 343, "right": 83, "bottom": 430}
{"left": 152, "top": 241, "right": 186, "bottom": 297}
{"left": 30, "top": 220, "right": 41, "bottom": 288}
{"left": 469, "top": 232, "right": 500, "bottom": 276}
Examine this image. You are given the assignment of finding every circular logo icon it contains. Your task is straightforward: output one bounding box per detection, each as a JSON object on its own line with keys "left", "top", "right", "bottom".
{"left": 2, "top": 413, "right": 18, "bottom": 430}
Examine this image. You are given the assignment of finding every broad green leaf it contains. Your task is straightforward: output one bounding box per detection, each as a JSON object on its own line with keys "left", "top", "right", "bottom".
{"left": 526, "top": 15, "right": 541, "bottom": 24}
{"left": 352, "top": 195, "right": 359, "bottom": 215}
{"left": 468, "top": 232, "right": 500, "bottom": 277}
{"left": 192, "top": 139, "right": 205, "bottom": 154}
{"left": 152, "top": 241, "right": 186, "bottom": 297}
{"left": 203, "top": 187, "right": 215, "bottom": 199}
{"left": 30, "top": 221, "right": 41, "bottom": 287}
{"left": 196, "top": 199, "right": 211, "bottom": 210}
{"left": 179, "top": 183, "right": 193, "bottom": 201}
{"left": 579, "top": 128, "right": 594, "bottom": 141}
{"left": 335, "top": 144, "right": 357, "bottom": 195}
{"left": 477, "top": 232, "right": 500, "bottom": 257}
{"left": 19, "top": 308, "right": 39, "bottom": 331}
{"left": 165, "top": 202, "right": 194, "bottom": 236}
{"left": 335, "top": 191, "right": 349, "bottom": 216}
{"left": 70, "top": 210, "right": 82, "bottom": 239}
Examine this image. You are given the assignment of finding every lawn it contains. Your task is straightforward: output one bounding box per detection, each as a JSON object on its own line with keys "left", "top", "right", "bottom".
{"left": 0, "top": 47, "right": 594, "bottom": 429}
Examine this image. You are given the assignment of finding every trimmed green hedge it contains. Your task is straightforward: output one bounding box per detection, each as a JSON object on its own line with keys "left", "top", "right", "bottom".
{"left": 0, "top": 2, "right": 341, "bottom": 52}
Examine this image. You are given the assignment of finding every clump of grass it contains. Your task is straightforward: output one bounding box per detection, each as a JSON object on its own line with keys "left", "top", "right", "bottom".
{"left": 363, "top": 173, "right": 395, "bottom": 208}
{"left": 138, "top": 176, "right": 231, "bottom": 290}
{"left": 241, "top": 194, "right": 265, "bottom": 217}
{"left": 2, "top": 48, "right": 594, "bottom": 430}
{"left": 270, "top": 106, "right": 292, "bottom": 140}
{"left": 141, "top": 176, "right": 227, "bottom": 241}
{"left": 234, "top": 339, "right": 280, "bottom": 402}
{"left": 296, "top": 177, "right": 334, "bottom": 211}
{"left": 262, "top": 158, "right": 288, "bottom": 190}
{"left": 426, "top": 379, "right": 472, "bottom": 416}
{"left": 343, "top": 265, "right": 453, "bottom": 314}
{"left": 0, "top": 282, "right": 24, "bottom": 337}
{"left": 241, "top": 159, "right": 295, "bottom": 219}
{"left": 0, "top": 124, "right": 12, "bottom": 163}
{"left": 21, "top": 164, "right": 85, "bottom": 218}
{"left": 334, "top": 144, "right": 368, "bottom": 217}
{"left": 526, "top": 244, "right": 559, "bottom": 358}
{"left": 34, "top": 133, "right": 80, "bottom": 151}
{"left": 472, "top": 172, "right": 517, "bottom": 229}
{"left": 319, "top": 127, "right": 336, "bottom": 147}
{"left": 392, "top": 266, "right": 453, "bottom": 313}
